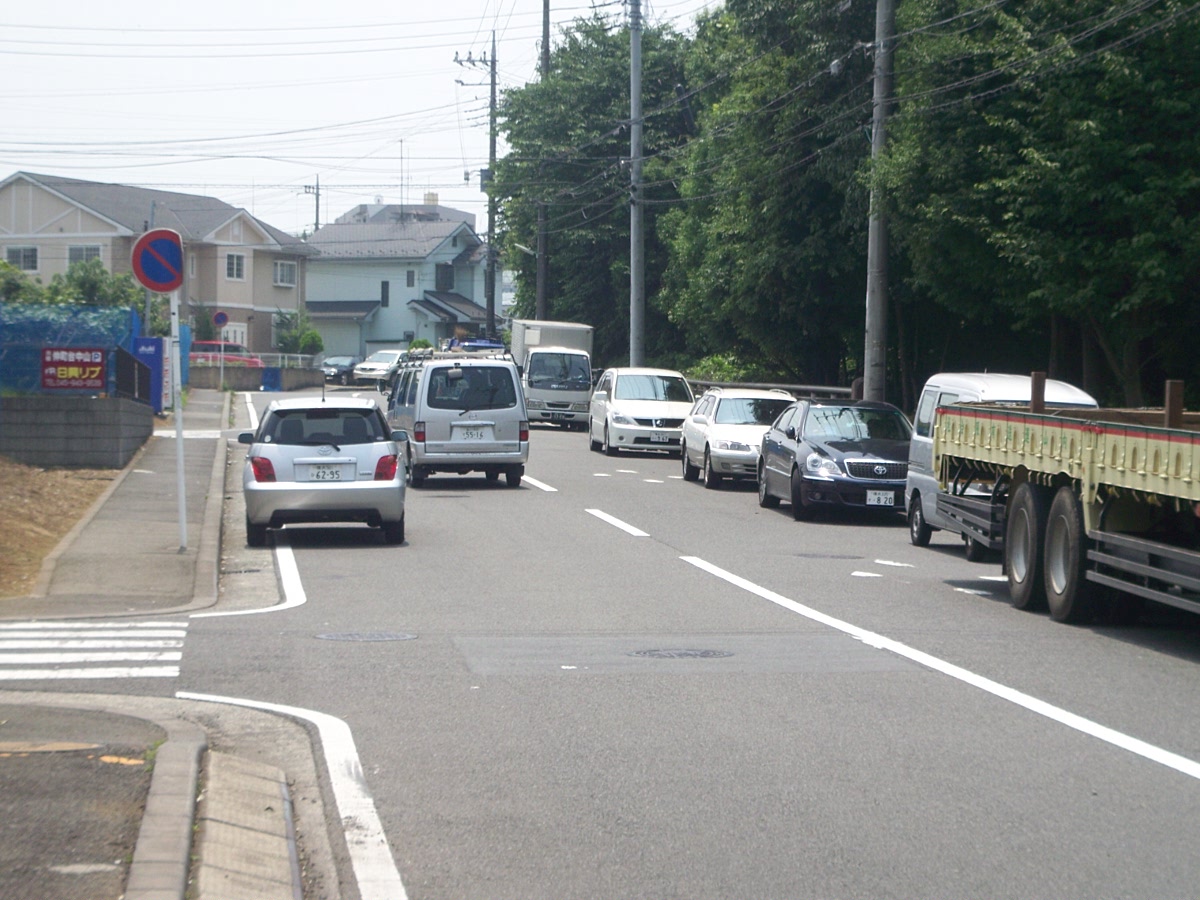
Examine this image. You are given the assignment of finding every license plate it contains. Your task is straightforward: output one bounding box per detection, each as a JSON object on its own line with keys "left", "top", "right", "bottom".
{"left": 866, "top": 490, "right": 894, "bottom": 506}
{"left": 454, "top": 426, "right": 492, "bottom": 441}
{"left": 649, "top": 431, "right": 671, "bottom": 443}
{"left": 548, "top": 412, "right": 568, "bottom": 421}
{"left": 307, "top": 464, "right": 344, "bottom": 482}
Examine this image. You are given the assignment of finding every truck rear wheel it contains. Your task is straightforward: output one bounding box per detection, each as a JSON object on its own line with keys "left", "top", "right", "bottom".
{"left": 1044, "top": 485, "right": 1095, "bottom": 623}
{"left": 908, "top": 496, "right": 932, "bottom": 547}
{"left": 1006, "top": 482, "right": 1049, "bottom": 611}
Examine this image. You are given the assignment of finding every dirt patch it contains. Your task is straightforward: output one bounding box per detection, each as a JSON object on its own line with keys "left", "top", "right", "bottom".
{"left": 0, "top": 456, "right": 118, "bottom": 599}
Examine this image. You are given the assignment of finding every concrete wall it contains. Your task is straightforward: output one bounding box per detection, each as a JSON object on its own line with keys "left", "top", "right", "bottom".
{"left": 0, "top": 396, "right": 154, "bottom": 468}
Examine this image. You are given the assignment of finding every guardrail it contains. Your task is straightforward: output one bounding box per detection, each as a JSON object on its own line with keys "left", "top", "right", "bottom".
{"left": 688, "top": 379, "right": 852, "bottom": 399}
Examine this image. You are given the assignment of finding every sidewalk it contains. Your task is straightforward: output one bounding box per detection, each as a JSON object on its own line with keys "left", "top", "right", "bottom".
{"left": 0, "top": 388, "right": 323, "bottom": 900}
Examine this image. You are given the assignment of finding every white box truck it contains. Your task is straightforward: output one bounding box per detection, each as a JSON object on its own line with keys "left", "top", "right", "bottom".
{"left": 509, "top": 320, "right": 594, "bottom": 429}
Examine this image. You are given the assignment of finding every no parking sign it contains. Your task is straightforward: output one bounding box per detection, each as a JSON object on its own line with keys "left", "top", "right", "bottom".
{"left": 131, "top": 229, "right": 184, "bottom": 293}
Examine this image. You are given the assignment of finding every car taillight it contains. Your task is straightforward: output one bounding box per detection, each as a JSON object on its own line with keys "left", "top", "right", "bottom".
{"left": 519, "top": 421, "right": 529, "bottom": 442}
{"left": 414, "top": 421, "right": 426, "bottom": 442}
{"left": 374, "top": 455, "right": 399, "bottom": 481}
{"left": 249, "top": 456, "right": 276, "bottom": 482}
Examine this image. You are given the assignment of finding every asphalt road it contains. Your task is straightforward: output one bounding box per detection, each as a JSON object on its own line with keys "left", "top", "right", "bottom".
{"left": 152, "top": 388, "right": 1199, "bottom": 900}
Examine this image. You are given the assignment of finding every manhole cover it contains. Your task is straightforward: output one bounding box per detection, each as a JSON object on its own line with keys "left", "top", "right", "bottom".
{"left": 628, "top": 649, "right": 734, "bottom": 659}
{"left": 316, "top": 632, "right": 417, "bottom": 642}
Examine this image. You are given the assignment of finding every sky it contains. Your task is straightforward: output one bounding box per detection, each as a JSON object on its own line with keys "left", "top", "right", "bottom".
{"left": 2, "top": 0, "right": 719, "bottom": 239}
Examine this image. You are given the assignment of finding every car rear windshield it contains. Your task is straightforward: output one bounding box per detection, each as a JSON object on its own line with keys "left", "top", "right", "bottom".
{"left": 614, "top": 374, "right": 692, "bottom": 402}
{"left": 425, "top": 366, "right": 518, "bottom": 411}
{"left": 716, "top": 397, "right": 793, "bottom": 425}
{"left": 264, "top": 409, "right": 385, "bottom": 445}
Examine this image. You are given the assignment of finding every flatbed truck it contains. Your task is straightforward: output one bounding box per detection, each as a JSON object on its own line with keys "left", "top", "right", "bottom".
{"left": 933, "top": 378, "right": 1200, "bottom": 623}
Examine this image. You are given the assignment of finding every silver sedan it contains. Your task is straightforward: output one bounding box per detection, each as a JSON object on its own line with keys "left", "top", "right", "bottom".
{"left": 239, "top": 397, "right": 407, "bottom": 546}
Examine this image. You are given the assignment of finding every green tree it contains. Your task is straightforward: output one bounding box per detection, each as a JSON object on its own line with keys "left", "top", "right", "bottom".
{"left": 44, "top": 258, "right": 142, "bottom": 307}
{"left": 0, "top": 261, "right": 44, "bottom": 303}
{"left": 274, "top": 309, "right": 323, "bottom": 355}
{"left": 881, "top": 0, "right": 1200, "bottom": 405}
{"left": 657, "top": 0, "right": 877, "bottom": 385}
{"left": 494, "top": 13, "right": 694, "bottom": 367}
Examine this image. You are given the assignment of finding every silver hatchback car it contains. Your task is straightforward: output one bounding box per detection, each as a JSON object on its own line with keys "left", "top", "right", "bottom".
{"left": 238, "top": 397, "right": 407, "bottom": 546}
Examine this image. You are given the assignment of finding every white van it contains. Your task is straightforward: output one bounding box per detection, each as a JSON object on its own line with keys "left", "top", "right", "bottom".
{"left": 905, "top": 373, "right": 1098, "bottom": 557}
{"left": 386, "top": 354, "right": 529, "bottom": 487}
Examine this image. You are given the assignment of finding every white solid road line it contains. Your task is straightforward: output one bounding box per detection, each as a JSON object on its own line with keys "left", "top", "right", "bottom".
{"left": 192, "top": 534, "right": 307, "bottom": 619}
{"left": 585, "top": 509, "right": 650, "bottom": 537}
{"left": 521, "top": 475, "right": 558, "bottom": 492}
{"left": 681, "top": 555, "right": 1200, "bottom": 782}
{"left": 176, "top": 691, "right": 408, "bottom": 900}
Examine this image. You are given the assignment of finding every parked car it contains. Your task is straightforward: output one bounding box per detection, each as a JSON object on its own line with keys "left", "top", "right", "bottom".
{"left": 758, "top": 399, "right": 912, "bottom": 520}
{"left": 317, "top": 355, "right": 361, "bottom": 386}
{"left": 905, "top": 372, "right": 1098, "bottom": 558}
{"left": 189, "top": 340, "right": 263, "bottom": 367}
{"left": 353, "top": 349, "right": 406, "bottom": 388}
{"left": 238, "top": 396, "right": 407, "bottom": 546}
{"left": 681, "top": 387, "right": 795, "bottom": 488}
{"left": 587, "top": 367, "right": 694, "bottom": 457}
{"left": 386, "top": 355, "right": 529, "bottom": 487}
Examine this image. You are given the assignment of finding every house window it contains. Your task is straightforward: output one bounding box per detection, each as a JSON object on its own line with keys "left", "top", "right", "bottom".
{"left": 226, "top": 253, "right": 245, "bottom": 280}
{"left": 435, "top": 263, "right": 454, "bottom": 292}
{"left": 189, "top": 253, "right": 196, "bottom": 278}
{"left": 273, "top": 260, "right": 297, "bottom": 287}
{"left": 68, "top": 245, "right": 101, "bottom": 265}
{"left": 406, "top": 269, "right": 415, "bottom": 288}
{"left": 6, "top": 247, "right": 37, "bottom": 271}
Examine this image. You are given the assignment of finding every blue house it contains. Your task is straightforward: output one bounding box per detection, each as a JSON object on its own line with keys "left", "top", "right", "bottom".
{"left": 304, "top": 198, "right": 498, "bottom": 357}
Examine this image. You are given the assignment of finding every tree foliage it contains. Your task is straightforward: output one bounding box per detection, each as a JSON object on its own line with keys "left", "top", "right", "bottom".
{"left": 494, "top": 0, "right": 1200, "bottom": 404}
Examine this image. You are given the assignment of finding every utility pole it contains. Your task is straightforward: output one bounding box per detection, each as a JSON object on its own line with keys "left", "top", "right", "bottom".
{"left": 863, "top": 0, "right": 895, "bottom": 402}
{"left": 487, "top": 32, "right": 498, "bottom": 338}
{"left": 629, "top": 0, "right": 645, "bottom": 366}
{"left": 458, "top": 38, "right": 500, "bottom": 337}
{"left": 536, "top": 0, "right": 551, "bottom": 320}
{"left": 304, "top": 177, "right": 320, "bottom": 232}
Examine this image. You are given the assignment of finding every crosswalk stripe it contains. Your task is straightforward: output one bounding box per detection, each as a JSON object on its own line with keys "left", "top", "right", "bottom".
{"left": 0, "top": 620, "right": 188, "bottom": 680}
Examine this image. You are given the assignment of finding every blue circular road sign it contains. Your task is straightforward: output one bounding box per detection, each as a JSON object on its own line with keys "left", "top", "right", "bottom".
{"left": 131, "top": 228, "right": 184, "bottom": 293}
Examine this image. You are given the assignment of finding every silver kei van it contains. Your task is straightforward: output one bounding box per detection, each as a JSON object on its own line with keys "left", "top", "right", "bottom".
{"left": 386, "top": 354, "right": 529, "bottom": 487}
{"left": 905, "top": 373, "right": 1098, "bottom": 558}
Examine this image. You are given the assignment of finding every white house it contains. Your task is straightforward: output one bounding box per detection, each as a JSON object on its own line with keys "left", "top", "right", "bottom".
{"left": 304, "top": 198, "right": 500, "bottom": 357}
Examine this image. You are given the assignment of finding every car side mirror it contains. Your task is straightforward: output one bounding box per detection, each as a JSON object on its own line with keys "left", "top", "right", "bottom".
{"left": 691, "top": 415, "right": 705, "bottom": 423}
{"left": 391, "top": 430, "right": 409, "bottom": 443}
{"left": 238, "top": 432, "right": 254, "bottom": 445}
{"left": 785, "top": 426, "right": 797, "bottom": 440}
{"left": 593, "top": 390, "right": 608, "bottom": 400}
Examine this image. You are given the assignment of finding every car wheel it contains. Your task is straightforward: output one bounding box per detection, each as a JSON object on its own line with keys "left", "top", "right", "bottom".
{"left": 964, "top": 535, "right": 988, "bottom": 561}
{"left": 1044, "top": 485, "right": 1095, "bottom": 623}
{"left": 1006, "top": 482, "right": 1049, "bottom": 611}
{"left": 485, "top": 468, "right": 500, "bottom": 482}
{"left": 382, "top": 515, "right": 405, "bottom": 545}
{"left": 339, "top": 372, "right": 349, "bottom": 386}
{"left": 681, "top": 442, "right": 700, "bottom": 481}
{"left": 790, "top": 467, "right": 808, "bottom": 521}
{"left": 246, "top": 517, "right": 267, "bottom": 548}
{"left": 703, "top": 448, "right": 723, "bottom": 490}
{"left": 758, "top": 462, "right": 779, "bottom": 509}
{"left": 409, "top": 465, "right": 427, "bottom": 488}
{"left": 908, "top": 497, "right": 932, "bottom": 547}
{"left": 603, "top": 425, "right": 618, "bottom": 457}
{"left": 589, "top": 419, "right": 602, "bottom": 452}
{"left": 505, "top": 466, "right": 522, "bottom": 488}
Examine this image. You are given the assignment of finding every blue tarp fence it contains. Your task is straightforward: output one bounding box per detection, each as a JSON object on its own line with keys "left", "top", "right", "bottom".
{"left": 0, "top": 303, "right": 142, "bottom": 395}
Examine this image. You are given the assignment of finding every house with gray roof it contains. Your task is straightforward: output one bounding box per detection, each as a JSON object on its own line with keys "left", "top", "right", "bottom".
{"left": 304, "top": 200, "right": 497, "bottom": 358}
{"left": 0, "top": 171, "right": 315, "bottom": 352}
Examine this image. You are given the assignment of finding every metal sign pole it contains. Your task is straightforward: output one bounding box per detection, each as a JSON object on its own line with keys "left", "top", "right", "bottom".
{"left": 169, "top": 288, "right": 188, "bottom": 550}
